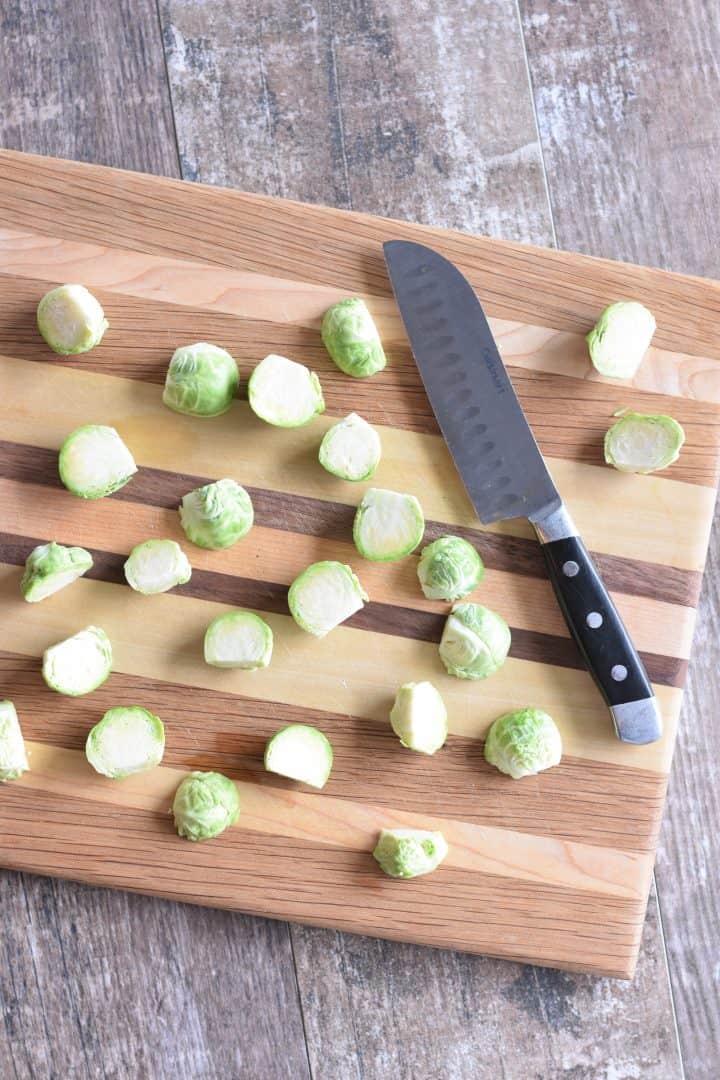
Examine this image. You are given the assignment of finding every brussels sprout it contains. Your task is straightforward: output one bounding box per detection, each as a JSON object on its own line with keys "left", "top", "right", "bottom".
{"left": 321, "top": 298, "right": 387, "bottom": 378}
{"left": 248, "top": 354, "right": 325, "bottom": 428}
{"left": 353, "top": 488, "right": 424, "bottom": 562}
{"left": 123, "top": 539, "right": 192, "bottom": 595}
{"left": 172, "top": 771, "right": 240, "bottom": 841}
{"left": 390, "top": 681, "right": 447, "bottom": 755}
{"left": 42, "top": 625, "right": 113, "bottom": 696}
{"left": 439, "top": 602, "right": 510, "bottom": 680}
{"left": 319, "top": 412, "right": 382, "bottom": 481}
{"left": 37, "top": 284, "right": 108, "bottom": 355}
{"left": 179, "top": 478, "right": 254, "bottom": 550}
{"left": 373, "top": 828, "right": 448, "bottom": 879}
{"left": 204, "top": 610, "right": 273, "bottom": 670}
{"left": 0, "top": 701, "right": 29, "bottom": 782}
{"left": 86, "top": 706, "right": 165, "bottom": 778}
{"left": 288, "top": 560, "right": 368, "bottom": 637}
{"left": 59, "top": 424, "right": 137, "bottom": 499}
{"left": 586, "top": 301, "right": 656, "bottom": 379}
{"left": 484, "top": 707, "right": 562, "bottom": 779}
{"left": 162, "top": 343, "right": 239, "bottom": 417}
{"left": 417, "top": 535, "right": 484, "bottom": 602}
{"left": 264, "top": 724, "right": 333, "bottom": 788}
{"left": 21, "top": 541, "right": 93, "bottom": 603}
{"left": 604, "top": 411, "right": 685, "bottom": 474}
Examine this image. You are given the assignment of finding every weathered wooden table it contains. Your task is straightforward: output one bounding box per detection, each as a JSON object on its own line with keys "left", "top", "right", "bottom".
{"left": 1, "top": 2, "right": 717, "bottom": 1077}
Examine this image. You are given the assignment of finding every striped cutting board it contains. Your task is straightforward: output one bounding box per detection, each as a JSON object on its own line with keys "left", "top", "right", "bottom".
{"left": 0, "top": 151, "right": 719, "bottom": 979}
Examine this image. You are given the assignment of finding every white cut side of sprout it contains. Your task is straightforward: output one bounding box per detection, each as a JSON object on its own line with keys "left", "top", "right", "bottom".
{"left": 37, "top": 284, "right": 108, "bottom": 355}
{"left": 162, "top": 343, "right": 239, "bottom": 417}
{"left": 586, "top": 301, "right": 656, "bottom": 378}
{"left": 21, "top": 542, "right": 93, "bottom": 602}
{"left": 86, "top": 706, "right": 165, "bottom": 778}
{"left": 42, "top": 626, "right": 113, "bottom": 696}
{"left": 353, "top": 488, "right": 424, "bottom": 561}
{"left": 248, "top": 354, "right": 325, "bottom": 427}
{"left": 604, "top": 412, "right": 685, "bottom": 474}
{"left": 179, "top": 478, "right": 254, "bottom": 549}
{"left": 373, "top": 828, "right": 448, "bottom": 878}
{"left": 124, "top": 539, "right": 192, "bottom": 595}
{"left": 390, "top": 681, "right": 448, "bottom": 755}
{"left": 264, "top": 724, "right": 333, "bottom": 788}
{"left": 288, "top": 561, "right": 368, "bottom": 637}
{"left": 204, "top": 611, "right": 273, "bottom": 669}
{"left": 0, "top": 701, "right": 29, "bottom": 782}
{"left": 318, "top": 413, "right": 381, "bottom": 481}
{"left": 59, "top": 424, "right": 137, "bottom": 499}
{"left": 484, "top": 708, "right": 562, "bottom": 779}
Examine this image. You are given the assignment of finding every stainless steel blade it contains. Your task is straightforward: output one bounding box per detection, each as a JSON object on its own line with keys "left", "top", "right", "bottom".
{"left": 384, "top": 239, "right": 561, "bottom": 526}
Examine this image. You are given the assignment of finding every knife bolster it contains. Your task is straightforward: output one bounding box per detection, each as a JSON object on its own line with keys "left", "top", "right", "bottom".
{"left": 530, "top": 501, "right": 577, "bottom": 544}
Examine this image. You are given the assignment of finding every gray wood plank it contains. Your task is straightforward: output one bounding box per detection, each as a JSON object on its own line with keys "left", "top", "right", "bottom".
{"left": 520, "top": 2, "right": 720, "bottom": 1075}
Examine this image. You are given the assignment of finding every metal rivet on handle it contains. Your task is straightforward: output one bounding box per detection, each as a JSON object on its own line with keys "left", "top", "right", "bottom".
{"left": 586, "top": 611, "right": 603, "bottom": 629}
{"left": 611, "top": 665, "right": 628, "bottom": 682}
{"left": 562, "top": 560, "right": 580, "bottom": 577}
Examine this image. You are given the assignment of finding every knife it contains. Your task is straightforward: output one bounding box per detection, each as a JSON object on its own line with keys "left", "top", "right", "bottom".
{"left": 383, "top": 239, "right": 662, "bottom": 745}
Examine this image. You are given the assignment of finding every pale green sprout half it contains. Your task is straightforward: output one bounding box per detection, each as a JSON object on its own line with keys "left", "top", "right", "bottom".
{"left": 319, "top": 412, "right": 382, "bottom": 481}
{"left": 21, "top": 541, "right": 93, "bottom": 603}
{"left": 248, "top": 354, "right": 325, "bottom": 427}
{"left": 373, "top": 828, "right": 448, "bottom": 879}
{"left": 37, "top": 284, "right": 108, "bottom": 355}
{"left": 0, "top": 701, "right": 29, "bottom": 782}
{"left": 179, "top": 478, "right": 254, "bottom": 550}
{"left": 353, "top": 488, "right": 424, "bottom": 561}
{"left": 173, "top": 771, "right": 241, "bottom": 841}
{"left": 163, "top": 343, "right": 239, "bottom": 417}
{"left": 484, "top": 708, "right": 562, "bottom": 779}
{"left": 86, "top": 707, "right": 165, "bottom": 779}
{"left": 439, "top": 602, "right": 511, "bottom": 680}
{"left": 288, "top": 560, "right": 368, "bottom": 637}
{"left": 204, "top": 611, "right": 273, "bottom": 670}
{"left": 604, "top": 412, "right": 685, "bottom": 474}
{"left": 59, "top": 424, "right": 137, "bottom": 499}
{"left": 390, "top": 681, "right": 447, "bottom": 755}
{"left": 321, "top": 298, "right": 387, "bottom": 378}
{"left": 587, "top": 301, "right": 656, "bottom": 379}
{"left": 417, "top": 535, "right": 484, "bottom": 602}
{"left": 42, "top": 625, "right": 113, "bottom": 696}
{"left": 124, "top": 539, "right": 192, "bottom": 595}
{"left": 264, "top": 724, "right": 333, "bottom": 789}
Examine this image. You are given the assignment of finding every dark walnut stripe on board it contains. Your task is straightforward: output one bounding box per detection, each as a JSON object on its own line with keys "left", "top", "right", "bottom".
{"left": 0, "top": 533, "right": 687, "bottom": 688}
{"left": 0, "top": 652, "right": 667, "bottom": 853}
{"left": 0, "top": 439, "right": 702, "bottom": 609}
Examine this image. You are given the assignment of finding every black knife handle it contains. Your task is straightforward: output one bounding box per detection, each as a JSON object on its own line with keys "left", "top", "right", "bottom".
{"left": 533, "top": 517, "right": 662, "bottom": 745}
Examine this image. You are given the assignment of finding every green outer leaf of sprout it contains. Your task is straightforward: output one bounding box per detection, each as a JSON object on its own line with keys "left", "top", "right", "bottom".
{"left": 179, "top": 478, "right": 254, "bottom": 550}
{"left": 263, "top": 724, "right": 334, "bottom": 788}
{"left": 123, "top": 539, "right": 192, "bottom": 595}
{"left": 586, "top": 300, "right": 656, "bottom": 378}
{"left": 204, "top": 610, "right": 274, "bottom": 669}
{"left": 172, "top": 771, "right": 241, "bottom": 841}
{"left": 389, "top": 681, "right": 448, "bottom": 755}
{"left": 353, "top": 488, "right": 424, "bottom": 562}
{"left": 37, "top": 284, "right": 108, "bottom": 355}
{"left": 417, "top": 535, "right": 484, "bottom": 601}
{"left": 484, "top": 708, "right": 562, "bottom": 779}
{"left": 21, "top": 541, "right": 93, "bottom": 603}
{"left": 318, "top": 412, "right": 382, "bottom": 481}
{"left": 288, "top": 560, "right": 368, "bottom": 637}
{"left": 42, "top": 626, "right": 113, "bottom": 697}
{"left": 604, "top": 412, "right": 685, "bottom": 474}
{"left": 85, "top": 706, "right": 165, "bottom": 779}
{"left": 439, "top": 602, "right": 511, "bottom": 680}
{"left": 162, "top": 343, "right": 239, "bottom": 418}
{"left": 373, "top": 828, "right": 448, "bottom": 878}
{"left": 321, "top": 298, "right": 387, "bottom": 378}
{"left": 248, "top": 354, "right": 325, "bottom": 427}
{"left": 0, "top": 701, "right": 29, "bottom": 782}
{"left": 58, "top": 424, "right": 137, "bottom": 499}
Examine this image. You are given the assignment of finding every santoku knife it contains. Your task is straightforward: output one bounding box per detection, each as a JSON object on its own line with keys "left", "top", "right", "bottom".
{"left": 383, "top": 239, "right": 662, "bottom": 745}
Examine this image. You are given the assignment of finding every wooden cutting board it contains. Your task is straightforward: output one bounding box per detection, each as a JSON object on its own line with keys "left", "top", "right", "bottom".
{"left": 1, "top": 150, "right": 719, "bottom": 979}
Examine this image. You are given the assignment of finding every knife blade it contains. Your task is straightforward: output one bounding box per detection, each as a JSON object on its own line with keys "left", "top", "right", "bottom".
{"left": 384, "top": 238, "right": 662, "bottom": 746}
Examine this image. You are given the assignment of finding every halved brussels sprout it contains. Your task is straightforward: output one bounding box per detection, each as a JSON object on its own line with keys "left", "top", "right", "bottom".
{"left": 288, "top": 560, "right": 368, "bottom": 637}
{"left": 319, "top": 413, "right": 382, "bottom": 481}
{"left": 179, "top": 478, "right": 254, "bottom": 550}
{"left": 248, "top": 354, "right": 325, "bottom": 428}
{"left": 0, "top": 701, "right": 29, "bottom": 782}
{"left": 21, "top": 542, "right": 93, "bottom": 602}
{"left": 390, "top": 681, "right": 447, "bottom": 755}
{"left": 373, "top": 828, "right": 448, "bottom": 878}
{"left": 353, "top": 488, "right": 424, "bottom": 562}
{"left": 59, "top": 424, "right": 137, "bottom": 499}
{"left": 124, "top": 539, "right": 192, "bottom": 595}
{"left": 321, "top": 298, "right": 387, "bottom": 378}
{"left": 439, "top": 602, "right": 510, "bottom": 680}
{"left": 172, "top": 771, "right": 241, "bottom": 841}
{"left": 204, "top": 610, "right": 273, "bottom": 670}
{"left": 484, "top": 707, "right": 562, "bottom": 779}
{"left": 586, "top": 301, "right": 656, "bottom": 378}
{"left": 417, "top": 535, "right": 484, "bottom": 601}
{"left": 42, "top": 625, "right": 113, "bottom": 696}
{"left": 264, "top": 724, "right": 333, "bottom": 788}
{"left": 37, "top": 284, "right": 108, "bottom": 355}
{"left": 604, "top": 412, "right": 685, "bottom": 474}
{"left": 86, "top": 706, "right": 165, "bottom": 778}
{"left": 163, "top": 343, "right": 239, "bottom": 417}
